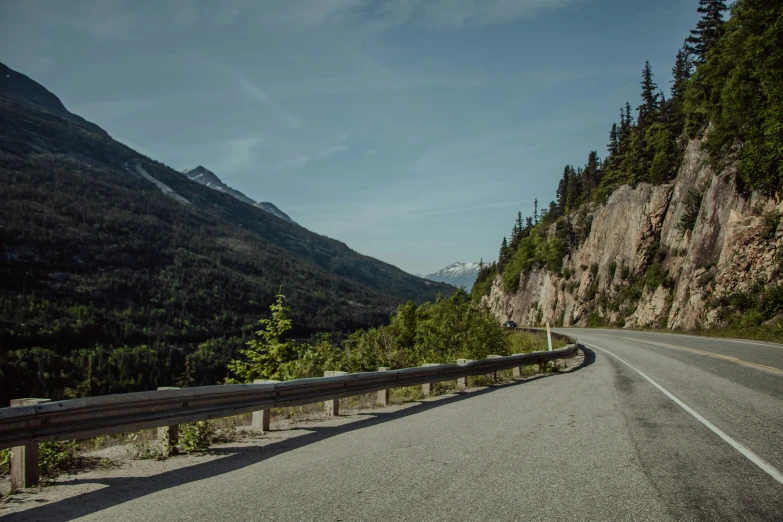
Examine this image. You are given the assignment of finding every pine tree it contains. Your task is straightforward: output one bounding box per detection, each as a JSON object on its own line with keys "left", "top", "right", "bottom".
{"left": 556, "top": 166, "right": 571, "bottom": 213}
{"left": 584, "top": 151, "right": 600, "bottom": 198}
{"left": 639, "top": 61, "right": 659, "bottom": 126}
{"left": 608, "top": 123, "right": 620, "bottom": 158}
{"left": 514, "top": 211, "right": 524, "bottom": 240}
{"left": 533, "top": 198, "right": 539, "bottom": 225}
{"left": 498, "top": 237, "right": 509, "bottom": 270}
{"left": 671, "top": 46, "right": 693, "bottom": 101}
{"left": 685, "top": 0, "right": 728, "bottom": 63}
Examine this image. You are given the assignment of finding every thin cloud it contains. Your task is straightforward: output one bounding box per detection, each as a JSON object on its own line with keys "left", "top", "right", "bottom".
{"left": 230, "top": 70, "right": 308, "bottom": 128}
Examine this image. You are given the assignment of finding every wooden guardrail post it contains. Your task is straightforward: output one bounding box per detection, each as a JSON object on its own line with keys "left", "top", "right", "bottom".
{"left": 323, "top": 371, "right": 347, "bottom": 416}
{"left": 252, "top": 379, "right": 280, "bottom": 433}
{"left": 421, "top": 364, "right": 439, "bottom": 396}
{"left": 157, "top": 387, "right": 179, "bottom": 455}
{"left": 487, "top": 355, "right": 502, "bottom": 381}
{"left": 456, "top": 359, "right": 473, "bottom": 390}
{"left": 10, "top": 398, "right": 50, "bottom": 489}
{"left": 376, "top": 367, "right": 390, "bottom": 406}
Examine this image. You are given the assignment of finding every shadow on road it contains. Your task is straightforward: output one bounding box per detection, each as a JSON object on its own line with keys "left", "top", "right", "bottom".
{"left": 4, "top": 348, "right": 594, "bottom": 521}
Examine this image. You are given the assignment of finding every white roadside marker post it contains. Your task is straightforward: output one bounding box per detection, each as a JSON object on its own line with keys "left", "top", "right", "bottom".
{"left": 546, "top": 322, "right": 553, "bottom": 351}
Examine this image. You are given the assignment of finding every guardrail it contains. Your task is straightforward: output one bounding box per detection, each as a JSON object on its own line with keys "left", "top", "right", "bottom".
{"left": 1, "top": 335, "right": 577, "bottom": 488}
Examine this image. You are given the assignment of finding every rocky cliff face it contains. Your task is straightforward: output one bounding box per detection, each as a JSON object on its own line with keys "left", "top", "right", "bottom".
{"left": 484, "top": 138, "right": 783, "bottom": 330}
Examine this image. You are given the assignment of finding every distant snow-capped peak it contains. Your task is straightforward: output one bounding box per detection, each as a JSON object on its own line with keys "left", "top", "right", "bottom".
{"left": 423, "top": 262, "right": 481, "bottom": 290}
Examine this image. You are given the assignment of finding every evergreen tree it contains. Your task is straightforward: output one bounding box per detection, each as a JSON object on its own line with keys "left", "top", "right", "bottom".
{"left": 685, "top": 0, "right": 728, "bottom": 63}
{"left": 556, "top": 166, "right": 571, "bottom": 213}
{"left": 498, "top": 237, "right": 509, "bottom": 270}
{"left": 226, "top": 292, "right": 297, "bottom": 382}
{"left": 533, "top": 198, "right": 539, "bottom": 224}
{"left": 584, "top": 151, "right": 601, "bottom": 198}
{"left": 639, "top": 61, "right": 659, "bottom": 126}
{"left": 608, "top": 123, "right": 620, "bottom": 158}
{"left": 671, "top": 46, "right": 694, "bottom": 101}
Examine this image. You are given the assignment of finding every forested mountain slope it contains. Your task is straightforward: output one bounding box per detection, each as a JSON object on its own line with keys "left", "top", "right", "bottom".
{"left": 473, "top": 0, "right": 783, "bottom": 337}
{"left": 0, "top": 63, "right": 452, "bottom": 403}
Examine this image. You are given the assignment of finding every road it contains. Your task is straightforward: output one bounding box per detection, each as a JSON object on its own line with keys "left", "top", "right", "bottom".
{"left": 4, "top": 329, "right": 783, "bottom": 521}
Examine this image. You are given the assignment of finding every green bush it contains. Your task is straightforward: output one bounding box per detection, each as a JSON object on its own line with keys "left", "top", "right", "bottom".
{"left": 678, "top": 187, "right": 704, "bottom": 232}
{"left": 762, "top": 210, "right": 780, "bottom": 241}
{"left": 39, "top": 441, "right": 80, "bottom": 485}
{"left": 179, "top": 420, "right": 216, "bottom": 454}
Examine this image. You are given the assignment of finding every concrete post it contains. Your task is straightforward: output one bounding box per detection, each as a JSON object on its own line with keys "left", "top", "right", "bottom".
{"left": 376, "top": 367, "right": 390, "bottom": 406}
{"left": 512, "top": 354, "right": 523, "bottom": 378}
{"left": 10, "top": 398, "right": 51, "bottom": 489}
{"left": 456, "top": 359, "right": 473, "bottom": 390}
{"left": 421, "top": 363, "right": 440, "bottom": 396}
{"left": 323, "top": 371, "right": 347, "bottom": 416}
{"left": 252, "top": 379, "right": 280, "bottom": 433}
{"left": 487, "top": 355, "right": 502, "bottom": 381}
{"left": 157, "top": 387, "right": 179, "bottom": 455}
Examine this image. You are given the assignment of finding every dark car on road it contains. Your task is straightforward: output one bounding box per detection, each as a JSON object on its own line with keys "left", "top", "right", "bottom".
{"left": 502, "top": 320, "right": 517, "bottom": 329}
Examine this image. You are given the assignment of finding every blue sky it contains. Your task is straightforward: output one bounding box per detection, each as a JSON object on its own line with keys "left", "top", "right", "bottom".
{"left": 1, "top": 0, "right": 700, "bottom": 275}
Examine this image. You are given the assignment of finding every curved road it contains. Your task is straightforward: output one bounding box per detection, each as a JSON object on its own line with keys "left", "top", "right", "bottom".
{"left": 5, "top": 329, "right": 783, "bottom": 521}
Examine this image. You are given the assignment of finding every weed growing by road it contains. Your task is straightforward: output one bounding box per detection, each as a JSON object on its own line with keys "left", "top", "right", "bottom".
{"left": 179, "top": 421, "right": 216, "bottom": 454}
{"left": 38, "top": 441, "right": 80, "bottom": 485}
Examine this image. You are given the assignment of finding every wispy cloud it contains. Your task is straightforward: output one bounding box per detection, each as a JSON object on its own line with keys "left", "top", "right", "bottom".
{"left": 213, "top": 135, "right": 267, "bottom": 174}
{"left": 269, "top": 0, "right": 585, "bottom": 30}
{"left": 228, "top": 69, "right": 307, "bottom": 128}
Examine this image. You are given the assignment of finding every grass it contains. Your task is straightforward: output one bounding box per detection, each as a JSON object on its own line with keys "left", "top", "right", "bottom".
{"left": 507, "top": 330, "right": 569, "bottom": 353}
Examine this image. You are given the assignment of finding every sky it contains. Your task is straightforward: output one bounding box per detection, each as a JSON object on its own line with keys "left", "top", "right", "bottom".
{"left": 0, "top": 0, "right": 701, "bottom": 276}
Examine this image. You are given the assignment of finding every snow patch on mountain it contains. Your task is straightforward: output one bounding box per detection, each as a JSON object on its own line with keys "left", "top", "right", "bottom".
{"left": 130, "top": 163, "right": 191, "bottom": 205}
{"left": 424, "top": 262, "right": 481, "bottom": 291}
{"left": 183, "top": 166, "right": 295, "bottom": 223}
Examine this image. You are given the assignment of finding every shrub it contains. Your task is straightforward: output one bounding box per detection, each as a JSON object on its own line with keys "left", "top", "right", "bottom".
{"left": 608, "top": 261, "right": 618, "bottom": 280}
{"left": 678, "top": 187, "right": 704, "bottom": 232}
{"left": 762, "top": 210, "right": 780, "bottom": 241}
{"left": 179, "top": 420, "right": 216, "bottom": 454}
{"left": 39, "top": 441, "right": 80, "bottom": 485}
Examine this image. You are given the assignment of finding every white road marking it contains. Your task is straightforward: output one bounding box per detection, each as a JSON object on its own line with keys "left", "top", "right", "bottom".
{"left": 583, "top": 341, "right": 783, "bottom": 486}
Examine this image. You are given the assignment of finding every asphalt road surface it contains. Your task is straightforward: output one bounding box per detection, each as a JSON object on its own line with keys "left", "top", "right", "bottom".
{"left": 6, "top": 329, "right": 783, "bottom": 521}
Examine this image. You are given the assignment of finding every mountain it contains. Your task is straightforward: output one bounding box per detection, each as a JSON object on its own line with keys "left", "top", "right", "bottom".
{"left": 425, "top": 262, "right": 480, "bottom": 291}
{"left": 474, "top": 0, "right": 783, "bottom": 337}
{"left": 182, "top": 165, "right": 295, "bottom": 224}
{"left": 0, "top": 61, "right": 454, "bottom": 400}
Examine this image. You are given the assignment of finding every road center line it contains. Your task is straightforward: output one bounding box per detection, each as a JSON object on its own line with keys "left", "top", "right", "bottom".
{"left": 583, "top": 341, "right": 783, "bottom": 486}
{"left": 614, "top": 336, "right": 783, "bottom": 376}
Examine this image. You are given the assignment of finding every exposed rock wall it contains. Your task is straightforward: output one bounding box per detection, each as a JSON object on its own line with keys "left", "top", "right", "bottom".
{"left": 483, "top": 138, "right": 783, "bottom": 330}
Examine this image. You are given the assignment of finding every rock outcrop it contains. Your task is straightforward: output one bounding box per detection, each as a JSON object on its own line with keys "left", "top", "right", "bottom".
{"left": 483, "top": 138, "right": 783, "bottom": 330}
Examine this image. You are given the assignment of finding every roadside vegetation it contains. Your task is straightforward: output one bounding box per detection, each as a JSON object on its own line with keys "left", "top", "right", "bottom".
{"left": 226, "top": 289, "right": 520, "bottom": 382}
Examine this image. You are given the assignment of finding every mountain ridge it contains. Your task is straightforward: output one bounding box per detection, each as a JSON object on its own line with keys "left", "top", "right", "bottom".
{"left": 182, "top": 165, "right": 295, "bottom": 223}
{"left": 424, "top": 261, "right": 480, "bottom": 291}
{"left": 0, "top": 60, "right": 453, "bottom": 368}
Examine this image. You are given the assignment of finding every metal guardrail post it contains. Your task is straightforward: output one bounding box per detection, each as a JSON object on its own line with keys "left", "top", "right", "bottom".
{"left": 456, "top": 359, "right": 473, "bottom": 389}
{"left": 10, "top": 398, "right": 50, "bottom": 489}
{"left": 252, "top": 379, "right": 280, "bottom": 432}
{"left": 376, "top": 368, "right": 390, "bottom": 405}
{"left": 421, "top": 364, "right": 439, "bottom": 396}
{"left": 157, "top": 387, "right": 180, "bottom": 455}
{"left": 323, "top": 371, "right": 347, "bottom": 415}
{"left": 487, "top": 355, "right": 502, "bottom": 381}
